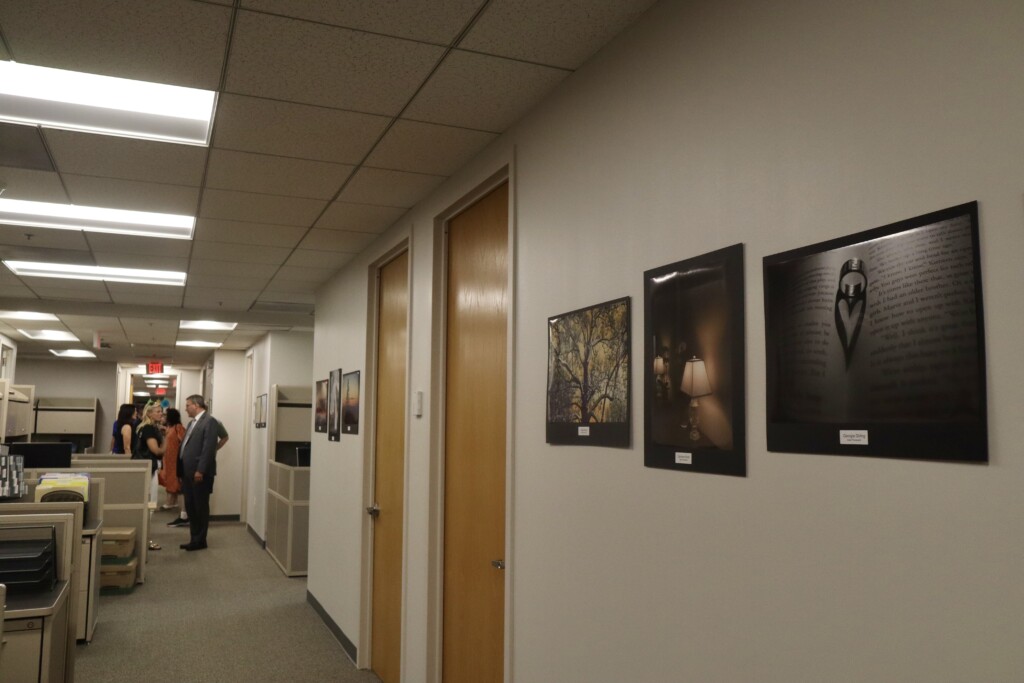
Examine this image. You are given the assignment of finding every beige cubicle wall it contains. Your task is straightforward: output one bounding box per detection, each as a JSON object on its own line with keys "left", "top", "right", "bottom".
{"left": 24, "top": 464, "right": 150, "bottom": 583}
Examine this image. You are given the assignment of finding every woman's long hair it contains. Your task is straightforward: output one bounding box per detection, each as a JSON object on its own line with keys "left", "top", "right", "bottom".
{"left": 136, "top": 401, "right": 162, "bottom": 434}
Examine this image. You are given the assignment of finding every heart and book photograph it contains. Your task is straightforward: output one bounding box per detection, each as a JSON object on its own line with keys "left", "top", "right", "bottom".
{"left": 763, "top": 202, "right": 988, "bottom": 461}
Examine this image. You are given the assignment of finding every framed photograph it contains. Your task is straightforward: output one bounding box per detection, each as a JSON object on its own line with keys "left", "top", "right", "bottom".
{"left": 314, "top": 379, "right": 328, "bottom": 433}
{"left": 256, "top": 393, "right": 268, "bottom": 429}
{"left": 342, "top": 371, "right": 360, "bottom": 434}
{"left": 546, "top": 297, "right": 631, "bottom": 447}
{"left": 644, "top": 244, "right": 746, "bottom": 476}
{"left": 328, "top": 368, "right": 342, "bottom": 442}
{"left": 763, "top": 202, "right": 987, "bottom": 461}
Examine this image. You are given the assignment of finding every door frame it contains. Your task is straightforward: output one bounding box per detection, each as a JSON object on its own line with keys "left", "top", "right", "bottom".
{"left": 359, "top": 240, "right": 413, "bottom": 672}
{"left": 427, "top": 165, "right": 516, "bottom": 683}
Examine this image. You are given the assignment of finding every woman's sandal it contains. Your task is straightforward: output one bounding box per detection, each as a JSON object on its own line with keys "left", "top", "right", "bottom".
{"left": 149, "top": 541, "right": 162, "bottom": 550}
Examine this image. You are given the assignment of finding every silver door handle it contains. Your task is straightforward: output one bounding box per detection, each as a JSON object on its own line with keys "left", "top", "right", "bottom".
{"left": 491, "top": 559, "right": 505, "bottom": 570}
{"left": 366, "top": 504, "right": 380, "bottom": 518}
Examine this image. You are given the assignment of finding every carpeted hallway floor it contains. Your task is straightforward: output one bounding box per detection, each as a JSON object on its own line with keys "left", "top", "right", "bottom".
{"left": 76, "top": 509, "right": 380, "bottom": 683}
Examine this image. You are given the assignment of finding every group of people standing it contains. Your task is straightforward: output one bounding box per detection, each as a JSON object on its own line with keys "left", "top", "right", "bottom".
{"left": 111, "top": 394, "right": 227, "bottom": 551}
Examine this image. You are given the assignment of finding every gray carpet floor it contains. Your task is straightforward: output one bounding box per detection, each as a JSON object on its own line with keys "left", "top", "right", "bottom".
{"left": 75, "top": 510, "right": 380, "bottom": 683}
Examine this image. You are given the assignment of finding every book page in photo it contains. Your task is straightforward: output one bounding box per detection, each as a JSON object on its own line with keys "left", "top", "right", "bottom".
{"left": 771, "top": 215, "right": 979, "bottom": 423}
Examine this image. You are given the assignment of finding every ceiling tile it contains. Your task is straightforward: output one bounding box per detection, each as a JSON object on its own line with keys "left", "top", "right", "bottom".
{"left": 188, "top": 241, "right": 292, "bottom": 265}
{"left": 121, "top": 317, "right": 179, "bottom": 337}
{"left": 193, "top": 219, "right": 307, "bottom": 248}
{"left": 0, "top": 167, "right": 68, "bottom": 202}
{"left": 0, "top": 282, "right": 38, "bottom": 299}
{"left": 92, "top": 252, "right": 189, "bottom": 273}
{"left": 183, "top": 290, "right": 256, "bottom": 310}
{"left": 256, "top": 291, "right": 316, "bottom": 305}
{"left": 226, "top": 11, "right": 445, "bottom": 116}
{"left": 59, "top": 315, "right": 123, "bottom": 333}
{"left": 206, "top": 149, "right": 354, "bottom": 200}
{"left": 186, "top": 272, "right": 271, "bottom": 291}
{"left": 213, "top": 95, "right": 390, "bottom": 164}
{"left": 199, "top": 188, "right": 326, "bottom": 227}
{"left": 366, "top": 119, "right": 498, "bottom": 176}
{"left": 45, "top": 130, "right": 207, "bottom": 187}
{"left": 84, "top": 233, "right": 193, "bottom": 258}
{"left": 315, "top": 202, "right": 406, "bottom": 233}
{"left": 63, "top": 175, "right": 200, "bottom": 214}
{"left": 0, "top": 124, "right": 54, "bottom": 172}
{"left": 273, "top": 266, "right": 336, "bottom": 284}
{"left": 264, "top": 278, "right": 319, "bottom": 293}
{"left": 240, "top": 0, "right": 481, "bottom": 44}
{"left": 338, "top": 167, "right": 444, "bottom": 208}
{"left": 0, "top": 228, "right": 91, "bottom": 251}
{"left": 405, "top": 50, "right": 569, "bottom": 132}
{"left": 188, "top": 259, "right": 281, "bottom": 279}
{"left": 285, "top": 249, "right": 357, "bottom": 270}
{"left": 0, "top": 0, "right": 231, "bottom": 89}
{"left": 105, "top": 285, "right": 185, "bottom": 307}
{"left": 298, "top": 229, "right": 377, "bottom": 253}
{"left": 27, "top": 286, "right": 112, "bottom": 303}
{"left": 460, "top": 0, "right": 656, "bottom": 70}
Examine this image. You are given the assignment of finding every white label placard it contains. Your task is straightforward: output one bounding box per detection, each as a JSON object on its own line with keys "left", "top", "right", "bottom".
{"left": 675, "top": 452, "right": 693, "bottom": 465}
{"left": 839, "top": 429, "right": 869, "bottom": 445}
{"left": 577, "top": 426, "right": 590, "bottom": 436}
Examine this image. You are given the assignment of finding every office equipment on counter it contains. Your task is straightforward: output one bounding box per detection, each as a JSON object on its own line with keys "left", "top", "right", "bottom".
{"left": 0, "top": 526, "right": 57, "bottom": 595}
{"left": 34, "top": 473, "right": 90, "bottom": 504}
{"left": 6, "top": 442, "right": 73, "bottom": 469}
{"left": 0, "top": 381, "right": 34, "bottom": 443}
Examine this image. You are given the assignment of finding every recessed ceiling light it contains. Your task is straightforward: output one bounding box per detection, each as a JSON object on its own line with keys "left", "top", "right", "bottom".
{"left": 179, "top": 320, "right": 237, "bottom": 331}
{"left": 17, "top": 328, "right": 79, "bottom": 341}
{"left": 176, "top": 340, "right": 222, "bottom": 348}
{"left": 0, "top": 197, "right": 194, "bottom": 239}
{"left": 49, "top": 349, "right": 96, "bottom": 358}
{"left": 3, "top": 260, "right": 186, "bottom": 286}
{"left": 0, "top": 60, "right": 217, "bottom": 145}
{"left": 0, "top": 310, "right": 59, "bottom": 321}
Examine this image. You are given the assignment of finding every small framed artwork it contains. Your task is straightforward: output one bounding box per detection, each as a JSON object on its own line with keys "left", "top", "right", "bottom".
{"left": 763, "top": 202, "right": 987, "bottom": 462}
{"left": 644, "top": 244, "right": 746, "bottom": 476}
{"left": 342, "top": 371, "right": 360, "bottom": 434}
{"left": 328, "top": 368, "right": 342, "bottom": 442}
{"left": 546, "top": 296, "right": 631, "bottom": 447}
{"left": 256, "top": 393, "right": 268, "bottom": 429}
{"left": 314, "top": 379, "right": 328, "bottom": 433}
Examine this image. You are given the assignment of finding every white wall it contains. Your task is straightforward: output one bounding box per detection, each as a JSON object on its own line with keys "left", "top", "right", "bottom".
{"left": 17, "top": 359, "right": 117, "bottom": 450}
{"left": 210, "top": 349, "right": 244, "bottom": 516}
{"left": 309, "top": 1, "right": 1024, "bottom": 681}
{"left": 244, "top": 331, "right": 313, "bottom": 536}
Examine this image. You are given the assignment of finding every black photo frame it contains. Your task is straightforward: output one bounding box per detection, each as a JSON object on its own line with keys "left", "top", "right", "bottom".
{"left": 314, "top": 379, "right": 328, "bottom": 433}
{"left": 328, "top": 368, "right": 342, "bottom": 442}
{"left": 546, "top": 296, "right": 631, "bottom": 447}
{"left": 644, "top": 244, "right": 746, "bottom": 476}
{"left": 342, "top": 371, "right": 360, "bottom": 435}
{"left": 763, "top": 202, "right": 987, "bottom": 462}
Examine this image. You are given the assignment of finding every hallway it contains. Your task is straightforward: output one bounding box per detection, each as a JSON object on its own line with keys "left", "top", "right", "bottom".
{"left": 76, "top": 511, "right": 380, "bottom": 683}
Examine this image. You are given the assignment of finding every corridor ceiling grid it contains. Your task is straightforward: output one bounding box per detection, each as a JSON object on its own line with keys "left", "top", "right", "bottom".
{"left": 0, "top": 0, "right": 656, "bottom": 365}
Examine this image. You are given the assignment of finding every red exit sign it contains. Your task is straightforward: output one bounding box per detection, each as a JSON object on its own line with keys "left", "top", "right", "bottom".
{"left": 147, "top": 361, "right": 164, "bottom": 374}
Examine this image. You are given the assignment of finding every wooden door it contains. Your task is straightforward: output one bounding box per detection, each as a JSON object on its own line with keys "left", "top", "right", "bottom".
{"left": 371, "top": 250, "right": 409, "bottom": 683}
{"left": 443, "top": 183, "right": 508, "bottom": 683}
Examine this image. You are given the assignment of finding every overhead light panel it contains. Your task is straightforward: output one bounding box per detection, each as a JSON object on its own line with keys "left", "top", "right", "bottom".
{"left": 0, "top": 60, "right": 217, "bottom": 145}
{"left": 49, "top": 349, "right": 96, "bottom": 358}
{"left": 0, "top": 197, "right": 194, "bottom": 240}
{"left": 17, "top": 329, "right": 79, "bottom": 341}
{"left": 4, "top": 260, "right": 186, "bottom": 286}
{"left": 0, "top": 311, "right": 59, "bottom": 321}
{"left": 179, "top": 320, "right": 237, "bottom": 331}
{"left": 133, "top": 391, "right": 150, "bottom": 397}
{"left": 176, "top": 340, "right": 222, "bottom": 348}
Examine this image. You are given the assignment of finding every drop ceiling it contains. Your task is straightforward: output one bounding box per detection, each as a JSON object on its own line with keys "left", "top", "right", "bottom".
{"left": 0, "top": 0, "right": 657, "bottom": 366}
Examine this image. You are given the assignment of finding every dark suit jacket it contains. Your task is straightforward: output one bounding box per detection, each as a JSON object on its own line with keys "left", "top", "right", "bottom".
{"left": 181, "top": 411, "right": 219, "bottom": 478}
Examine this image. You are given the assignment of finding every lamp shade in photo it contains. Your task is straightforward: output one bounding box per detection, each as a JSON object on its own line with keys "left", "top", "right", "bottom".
{"left": 653, "top": 355, "right": 666, "bottom": 376}
{"left": 681, "top": 357, "right": 712, "bottom": 397}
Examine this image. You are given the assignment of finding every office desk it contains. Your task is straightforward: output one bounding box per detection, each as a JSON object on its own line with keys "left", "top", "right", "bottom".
{"left": 1, "top": 581, "right": 70, "bottom": 683}
{"left": 77, "top": 519, "right": 102, "bottom": 642}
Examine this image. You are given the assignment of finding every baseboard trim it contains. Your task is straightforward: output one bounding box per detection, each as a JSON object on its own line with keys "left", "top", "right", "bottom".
{"left": 210, "top": 514, "right": 240, "bottom": 522}
{"left": 246, "top": 523, "right": 266, "bottom": 548}
{"left": 307, "top": 590, "right": 357, "bottom": 664}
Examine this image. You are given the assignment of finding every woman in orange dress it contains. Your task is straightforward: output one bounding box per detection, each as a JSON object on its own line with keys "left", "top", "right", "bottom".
{"left": 159, "top": 407, "right": 185, "bottom": 509}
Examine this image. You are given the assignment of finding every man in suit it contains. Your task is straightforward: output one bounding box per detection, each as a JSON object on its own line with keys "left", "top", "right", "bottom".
{"left": 179, "top": 394, "right": 219, "bottom": 551}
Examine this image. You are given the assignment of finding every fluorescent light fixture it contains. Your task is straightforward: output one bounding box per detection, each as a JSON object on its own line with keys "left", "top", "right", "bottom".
{"left": 0, "top": 197, "right": 194, "bottom": 240}
{"left": 0, "top": 60, "right": 217, "bottom": 145}
{"left": 0, "top": 310, "right": 60, "bottom": 321}
{"left": 144, "top": 373, "right": 169, "bottom": 379}
{"left": 133, "top": 391, "right": 150, "bottom": 397}
{"left": 146, "top": 379, "right": 169, "bottom": 385}
{"left": 179, "top": 320, "right": 237, "bottom": 331}
{"left": 17, "top": 328, "right": 79, "bottom": 341}
{"left": 176, "top": 340, "right": 222, "bottom": 348}
{"left": 4, "top": 260, "right": 186, "bottom": 286}
{"left": 49, "top": 349, "right": 96, "bottom": 358}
